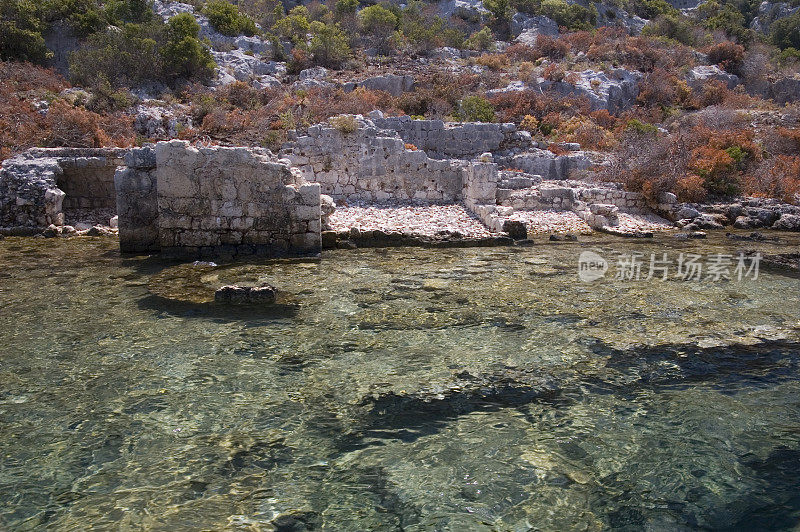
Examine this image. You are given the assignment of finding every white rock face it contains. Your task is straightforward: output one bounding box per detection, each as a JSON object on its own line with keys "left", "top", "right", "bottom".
{"left": 211, "top": 50, "right": 286, "bottom": 87}
{"left": 594, "top": 5, "right": 647, "bottom": 34}
{"left": 511, "top": 13, "right": 559, "bottom": 39}
{"left": 531, "top": 69, "right": 642, "bottom": 113}
{"left": 751, "top": 1, "right": 800, "bottom": 32}
{"left": 299, "top": 67, "right": 328, "bottom": 81}
{"left": 134, "top": 104, "right": 193, "bottom": 139}
{"left": 686, "top": 65, "right": 740, "bottom": 90}
{"left": 438, "top": 0, "right": 488, "bottom": 20}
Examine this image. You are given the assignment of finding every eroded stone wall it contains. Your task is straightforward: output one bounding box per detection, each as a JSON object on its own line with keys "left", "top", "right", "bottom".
{"left": 283, "top": 116, "right": 499, "bottom": 205}
{"left": 284, "top": 118, "right": 465, "bottom": 202}
{"left": 369, "top": 113, "right": 527, "bottom": 159}
{"left": 154, "top": 141, "right": 321, "bottom": 258}
{"left": 0, "top": 148, "right": 126, "bottom": 228}
{"left": 115, "top": 147, "right": 159, "bottom": 253}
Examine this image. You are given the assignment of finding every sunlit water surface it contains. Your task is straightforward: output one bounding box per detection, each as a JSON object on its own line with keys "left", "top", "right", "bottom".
{"left": 0, "top": 234, "right": 799, "bottom": 530}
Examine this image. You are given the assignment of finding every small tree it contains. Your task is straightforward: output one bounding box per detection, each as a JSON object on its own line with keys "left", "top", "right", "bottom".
{"left": 771, "top": 11, "right": 800, "bottom": 50}
{"left": 335, "top": 0, "right": 359, "bottom": 18}
{"left": 483, "top": 0, "right": 513, "bottom": 39}
{"left": 272, "top": 6, "right": 311, "bottom": 44}
{"left": 465, "top": 26, "right": 495, "bottom": 51}
{"left": 162, "top": 13, "right": 216, "bottom": 82}
{"left": 359, "top": 4, "right": 398, "bottom": 54}
{"left": 202, "top": 0, "right": 258, "bottom": 36}
{"left": 0, "top": 0, "right": 50, "bottom": 64}
{"left": 309, "top": 20, "right": 351, "bottom": 67}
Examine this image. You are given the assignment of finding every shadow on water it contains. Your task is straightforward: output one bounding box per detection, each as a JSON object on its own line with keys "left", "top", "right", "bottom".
{"left": 136, "top": 294, "right": 300, "bottom": 322}
{"left": 338, "top": 340, "right": 800, "bottom": 449}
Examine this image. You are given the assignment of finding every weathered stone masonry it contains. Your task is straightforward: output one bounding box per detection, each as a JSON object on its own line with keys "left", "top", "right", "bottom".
{"left": 281, "top": 116, "right": 498, "bottom": 207}
{"left": 0, "top": 147, "right": 126, "bottom": 228}
{"left": 116, "top": 141, "right": 322, "bottom": 258}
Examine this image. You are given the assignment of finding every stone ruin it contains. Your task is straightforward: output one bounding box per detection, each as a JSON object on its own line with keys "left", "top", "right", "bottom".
{"left": 3, "top": 114, "right": 797, "bottom": 256}
{"left": 0, "top": 147, "right": 126, "bottom": 229}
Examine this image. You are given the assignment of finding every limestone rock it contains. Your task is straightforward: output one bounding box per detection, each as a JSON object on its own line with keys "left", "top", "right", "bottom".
{"left": 686, "top": 66, "right": 739, "bottom": 91}
{"left": 532, "top": 69, "right": 642, "bottom": 113}
{"left": 773, "top": 213, "right": 800, "bottom": 231}
{"left": 215, "top": 284, "right": 277, "bottom": 305}
{"left": 511, "top": 13, "right": 559, "bottom": 39}
{"left": 503, "top": 219, "right": 528, "bottom": 240}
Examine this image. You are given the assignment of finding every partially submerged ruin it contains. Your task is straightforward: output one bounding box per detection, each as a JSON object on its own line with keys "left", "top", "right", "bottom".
{"left": 2, "top": 114, "right": 799, "bottom": 257}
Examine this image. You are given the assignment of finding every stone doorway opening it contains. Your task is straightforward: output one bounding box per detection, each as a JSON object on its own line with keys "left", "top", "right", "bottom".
{"left": 56, "top": 158, "right": 121, "bottom": 227}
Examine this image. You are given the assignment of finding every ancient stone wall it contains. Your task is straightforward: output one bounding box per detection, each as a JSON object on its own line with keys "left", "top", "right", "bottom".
{"left": 154, "top": 141, "right": 320, "bottom": 258}
{"left": 369, "top": 113, "right": 526, "bottom": 159}
{"left": 0, "top": 148, "right": 126, "bottom": 228}
{"left": 283, "top": 117, "right": 481, "bottom": 203}
{"left": 58, "top": 159, "right": 120, "bottom": 212}
{"left": 115, "top": 147, "right": 160, "bottom": 253}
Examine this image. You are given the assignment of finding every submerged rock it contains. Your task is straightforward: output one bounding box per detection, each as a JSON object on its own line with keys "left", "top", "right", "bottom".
{"left": 503, "top": 219, "right": 528, "bottom": 240}
{"left": 215, "top": 284, "right": 277, "bottom": 305}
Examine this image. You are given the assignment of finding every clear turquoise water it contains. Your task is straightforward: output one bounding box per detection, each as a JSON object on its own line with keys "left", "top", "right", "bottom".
{"left": 0, "top": 234, "right": 799, "bottom": 530}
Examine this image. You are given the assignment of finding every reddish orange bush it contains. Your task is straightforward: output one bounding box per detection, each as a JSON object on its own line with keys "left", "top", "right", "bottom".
{"left": 707, "top": 41, "right": 745, "bottom": 74}
{"left": 675, "top": 174, "right": 708, "bottom": 202}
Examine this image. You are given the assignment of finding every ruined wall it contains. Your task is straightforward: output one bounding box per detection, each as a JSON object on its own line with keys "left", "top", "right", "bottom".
{"left": 59, "top": 159, "right": 120, "bottom": 212}
{"left": 154, "top": 141, "right": 320, "bottom": 258}
{"left": 0, "top": 148, "right": 126, "bottom": 228}
{"left": 369, "top": 113, "right": 527, "bottom": 159}
{"left": 115, "top": 147, "right": 160, "bottom": 253}
{"left": 498, "top": 185, "right": 646, "bottom": 212}
{"left": 283, "top": 117, "right": 471, "bottom": 203}
{"left": 504, "top": 150, "right": 591, "bottom": 181}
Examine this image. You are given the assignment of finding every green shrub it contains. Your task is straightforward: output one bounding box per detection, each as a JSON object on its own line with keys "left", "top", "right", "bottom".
{"left": 541, "top": 0, "right": 597, "bottom": 31}
{"left": 778, "top": 46, "right": 800, "bottom": 63}
{"left": 202, "top": 0, "right": 258, "bottom": 36}
{"left": 625, "top": 118, "right": 658, "bottom": 135}
{"left": 359, "top": 4, "right": 398, "bottom": 53}
{"left": 771, "top": 11, "right": 800, "bottom": 50}
{"left": 642, "top": 13, "right": 696, "bottom": 45}
{"left": 465, "top": 26, "right": 495, "bottom": 51}
{"left": 399, "top": 2, "right": 450, "bottom": 54}
{"left": 70, "top": 22, "right": 165, "bottom": 87}
{"left": 309, "top": 20, "right": 351, "bottom": 67}
{"left": 86, "top": 76, "right": 135, "bottom": 112}
{"left": 329, "top": 114, "right": 358, "bottom": 133}
{"left": 162, "top": 13, "right": 216, "bottom": 81}
{"left": 335, "top": 0, "right": 359, "bottom": 16}
{"left": 484, "top": 0, "right": 513, "bottom": 38}
{"left": 104, "top": 0, "right": 153, "bottom": 25}
{"left": 0, "top": 0, "right": 51, "bottom": 63}
{"left": 459, "top": 95, "right": 495, "bottom": 122}
{"left": 272, "top": 6, "right": 311, "bottom": 43}
{"left": 629, "top": 0, "right": 677, "bottom": 20}
{"left": 697, "top": 0, "right": 754, "bottom": 44}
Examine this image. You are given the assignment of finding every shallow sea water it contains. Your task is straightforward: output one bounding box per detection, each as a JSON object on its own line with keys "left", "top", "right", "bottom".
{"left": 0, "top": 233, "right": 799, "bottom": 530}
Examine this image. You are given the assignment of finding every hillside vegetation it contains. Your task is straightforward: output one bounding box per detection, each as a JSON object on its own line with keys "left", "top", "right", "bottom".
{"left": 1, "top": 0, "right": 800, "bottom": 201}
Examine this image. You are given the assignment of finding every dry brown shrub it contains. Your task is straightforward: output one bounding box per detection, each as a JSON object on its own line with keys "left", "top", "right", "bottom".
{"left": 475, "top": 53, "right": 509, "bottom": 71}
{"left": 675, "top": 174, "right": 708, "bottom": 202}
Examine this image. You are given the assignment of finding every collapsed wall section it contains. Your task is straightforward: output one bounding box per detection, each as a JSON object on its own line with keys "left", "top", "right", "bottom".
{"left": 153, "top": 141, "right": 321, "bottom": 258}
{"left": 0, "top": 148, "right": 126, "bottom": 229}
